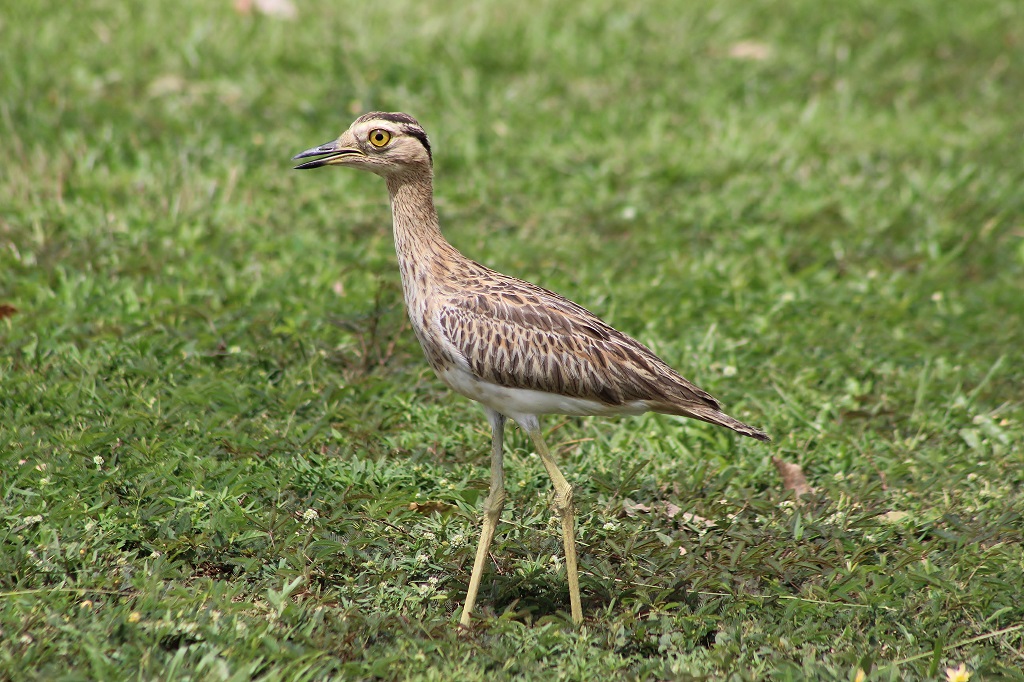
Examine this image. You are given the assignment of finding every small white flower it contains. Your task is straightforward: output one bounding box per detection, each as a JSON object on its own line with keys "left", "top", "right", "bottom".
{"left": 93, "top": 455, "right": 105, "bottom": 467}
{"left": 415, "top": 553, "right": 429, "bottom": 564}
{"left": 722, "top": 365, "right": 737, "bottom": 377}
{"left": 422, "top": 531, "right": 436, "bottom": 541}
{"left": 39, "top": 477, "right": 51, "bottom": 486}
{"left": 603, "top": 522, "right": 617, "bottom": 531}
{"left": 24, "top": 515, "right": 43, "bottom": 526}
{"left": 301, "top": 508, "right": 319, "bottom": 523}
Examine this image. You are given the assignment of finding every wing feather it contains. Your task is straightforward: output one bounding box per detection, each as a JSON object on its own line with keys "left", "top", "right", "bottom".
{"left": 436, "top": 272, "right": 720, "bottom": 412}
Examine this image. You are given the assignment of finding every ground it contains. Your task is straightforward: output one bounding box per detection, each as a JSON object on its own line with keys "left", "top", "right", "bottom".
{"left": 1, "top": 0, "right": 1023, "bottom": 679}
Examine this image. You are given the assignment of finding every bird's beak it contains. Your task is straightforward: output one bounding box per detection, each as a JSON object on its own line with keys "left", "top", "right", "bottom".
{"left": 292, "top": 139, "right": 363, "bottom": 169}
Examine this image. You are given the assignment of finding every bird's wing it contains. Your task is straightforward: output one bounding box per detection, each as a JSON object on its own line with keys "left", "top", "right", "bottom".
{"left": 436, "top": 271, "right": 720, "bottom": 411}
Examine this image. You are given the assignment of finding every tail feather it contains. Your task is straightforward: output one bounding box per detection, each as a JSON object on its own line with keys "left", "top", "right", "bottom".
{"left": 652, "top": 402, "right": 770, "bottom": 442}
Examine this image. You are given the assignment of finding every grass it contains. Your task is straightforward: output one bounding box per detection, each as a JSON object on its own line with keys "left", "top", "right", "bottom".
{"left": 2, "top": 0, "right": 1023, "bottom": 678}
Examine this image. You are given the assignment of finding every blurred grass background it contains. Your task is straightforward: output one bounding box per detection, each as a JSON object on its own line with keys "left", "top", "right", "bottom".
{"left": 2, "top": 0, "right": 1023, "bottom": 679}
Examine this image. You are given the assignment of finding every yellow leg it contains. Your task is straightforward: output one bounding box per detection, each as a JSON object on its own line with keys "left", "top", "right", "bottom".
{"left": 523, "top": 417, "right": 583, "bottom": 625}
{"left": 460, "top": 409, "right": 506, "bottom": 627}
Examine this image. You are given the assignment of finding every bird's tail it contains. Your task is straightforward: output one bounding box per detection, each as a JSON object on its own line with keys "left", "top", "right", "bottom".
{"left": 654, "top": 402, "right": 771, "bottom": 442}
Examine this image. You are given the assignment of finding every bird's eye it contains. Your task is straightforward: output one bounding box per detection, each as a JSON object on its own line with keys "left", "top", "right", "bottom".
{"left": 368, "top": 129, "right": 391, "bottom": 148}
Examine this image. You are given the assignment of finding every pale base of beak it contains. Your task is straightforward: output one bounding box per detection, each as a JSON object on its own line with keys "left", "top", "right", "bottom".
{"left": 292, "top": 140, "right": 363, "bottom": 169}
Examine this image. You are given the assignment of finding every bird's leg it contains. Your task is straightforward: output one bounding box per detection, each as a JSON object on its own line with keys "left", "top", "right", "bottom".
{"left": 460, "top": 408, "right": 507, "bottom": 627}
{"left": 523, "top": 418, "right": 583, "bottom": 625}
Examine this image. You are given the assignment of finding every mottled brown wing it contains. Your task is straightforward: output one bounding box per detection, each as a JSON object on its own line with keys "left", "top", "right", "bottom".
{"left": 436, "top": 274, "right": 721, "bottom": 411}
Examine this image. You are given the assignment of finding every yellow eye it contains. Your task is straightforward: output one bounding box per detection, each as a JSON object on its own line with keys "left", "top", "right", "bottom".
{"left": 368, "top": 129, "right": 391, "bottom": 147}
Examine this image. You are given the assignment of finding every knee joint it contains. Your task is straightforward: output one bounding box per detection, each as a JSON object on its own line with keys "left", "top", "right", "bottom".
{"left": 551, "top": 485, "right": 574, "bottom": 515}
{"left": 483, "top": 490, "right": 506, "bottom": 519}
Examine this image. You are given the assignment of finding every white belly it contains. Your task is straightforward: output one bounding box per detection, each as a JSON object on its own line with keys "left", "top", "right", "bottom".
{"left": 437, "top": 365, "right": 650, "bottom": 423}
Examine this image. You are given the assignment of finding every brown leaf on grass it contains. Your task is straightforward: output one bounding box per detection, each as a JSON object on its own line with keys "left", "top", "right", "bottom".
{"left": 147, "top": 74, "right": 186, "bottom": 97}
{"left": 234, "top": 0, "right": 297, "bottom": 19}
{"left": 408, "top": 500, "right": 453, "bottom": 514}
{"left": 0, "top": 304, "right": 18, "bottom": 320}
{"left": 772, "top": 456, "right": 813, "bottom": 498}
{"left": 623, "top": 499, "right": 716, "bottom": 527}
{"left": 880, "top": 510, "right": 909, "bottom": 524}
{"left": 728, "top": 40, "right": 773, "bottom": 61}
{"left": 679, "top": 511, "right": 717, "bottom": 529}
{"left": 621, "top": 499, "right": 652, "bottom": 517}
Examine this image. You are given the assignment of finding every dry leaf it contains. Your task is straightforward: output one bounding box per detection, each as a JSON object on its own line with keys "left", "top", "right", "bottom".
{"left": 234, "top": 0, "right": 297, "bottom": 19}
{"left": 0, "top": 304, "right": 17, "bottom": 320}
{"left": 623, "top": 499, "right": 716, "bottom": 527}
{"left": 147, "top": 74, "right": 186, "bottom": 97}
{"left": 772, "top": 456, "right": 813, "bottom": 497}
{"left": 679, "top": 511, "right": 716, "bottom": 529}
{"left": 408, "top": 500, "right": 453, "bottom": 514}
{"left": 728, "top": 40, "right": 773, "bottom": 61}
{"left": 621, "top": 499, "right": 651, "bottom": 516}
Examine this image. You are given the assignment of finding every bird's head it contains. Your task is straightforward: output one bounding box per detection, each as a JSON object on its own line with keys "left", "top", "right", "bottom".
{"left": 292, "top": 112, "right": 432, "bottom": 178}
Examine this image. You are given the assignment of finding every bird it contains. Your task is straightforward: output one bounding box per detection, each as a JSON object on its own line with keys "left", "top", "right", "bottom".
{"left": 293, "top": 112, "right": 769, "bottom": 627}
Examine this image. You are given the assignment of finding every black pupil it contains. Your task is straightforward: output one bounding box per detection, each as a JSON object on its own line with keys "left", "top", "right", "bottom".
{"left": 374, "top": 133, "right": 384, "bottom": 142}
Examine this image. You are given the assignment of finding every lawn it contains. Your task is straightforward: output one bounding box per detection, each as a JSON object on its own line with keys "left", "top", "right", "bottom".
{"left": 2, "top": 0, "right": 1023, "bottom": 679}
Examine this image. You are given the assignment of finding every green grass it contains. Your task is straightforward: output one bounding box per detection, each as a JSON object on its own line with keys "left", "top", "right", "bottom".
{"left": 2, "top": 0, "right": 1024, "bottom": 679}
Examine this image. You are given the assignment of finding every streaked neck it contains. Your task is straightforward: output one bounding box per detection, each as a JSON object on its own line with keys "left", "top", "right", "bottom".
{"left": 386, "top": 173, "right": 453, "bottom": 257}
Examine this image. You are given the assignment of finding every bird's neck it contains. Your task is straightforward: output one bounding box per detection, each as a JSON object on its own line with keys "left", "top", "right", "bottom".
{"left": 386, "top": 173, "right": 457, "bottom": 262}
{"left": 385, "top": 172, "right": 463, "bottom": 318}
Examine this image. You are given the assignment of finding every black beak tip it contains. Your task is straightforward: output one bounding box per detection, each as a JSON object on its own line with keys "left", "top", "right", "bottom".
{"left": 293, "top": 159, "right": 325, "bottom": 170}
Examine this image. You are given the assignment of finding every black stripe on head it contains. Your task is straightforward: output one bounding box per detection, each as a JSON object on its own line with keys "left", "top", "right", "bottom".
{"left": 357, "top": 111, "right": 432, "bottom": 162}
